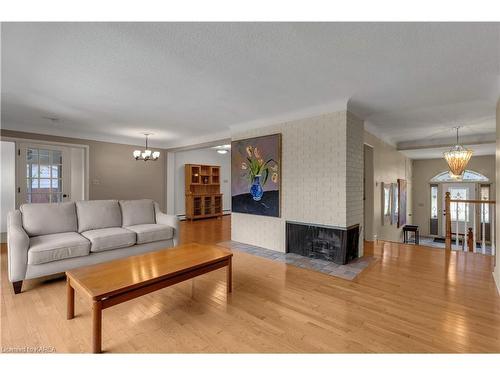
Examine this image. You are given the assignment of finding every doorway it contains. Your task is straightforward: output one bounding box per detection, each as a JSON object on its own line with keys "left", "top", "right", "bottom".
{"left": 363, "top": 144, "right": 374, "bottom": 240}
{"left": 17, "top": 143, "right": 71, "bottom": 205}
{"left": 441, "top": 182, "right": 475, "bottom": 237}
{"left": 16, "top": 142, "right": 87, "bottom": 207}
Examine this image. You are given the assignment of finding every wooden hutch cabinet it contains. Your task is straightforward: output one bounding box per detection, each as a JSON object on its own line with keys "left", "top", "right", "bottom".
{"left": 185, "top": 164, "right": 223, "bottom": 220}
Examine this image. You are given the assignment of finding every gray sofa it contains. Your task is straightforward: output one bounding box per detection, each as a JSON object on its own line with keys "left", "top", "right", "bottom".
{"left": 7, "top": 199, "right": 179, "bottom": 294}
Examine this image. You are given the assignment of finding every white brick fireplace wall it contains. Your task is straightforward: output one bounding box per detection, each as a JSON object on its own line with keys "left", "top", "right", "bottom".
{"left": 231, "top": 110, "right": 364, "bottom": 255}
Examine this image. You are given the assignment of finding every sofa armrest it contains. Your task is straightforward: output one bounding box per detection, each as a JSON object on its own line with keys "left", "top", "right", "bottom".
{"left": 7, "top": 210, "right": 30, "bottom": 282}
{"left": 154, "top": 203, "right": 179, "bottom": 246}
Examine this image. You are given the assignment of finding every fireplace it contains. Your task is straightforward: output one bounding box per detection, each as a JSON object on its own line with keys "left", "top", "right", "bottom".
{"left": 286, "top": 221, "right": 359, "bottom": 265}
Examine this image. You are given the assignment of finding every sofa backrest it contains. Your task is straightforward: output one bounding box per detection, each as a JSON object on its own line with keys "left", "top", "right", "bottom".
{"left": 20, "top": 202, "right": 78, "bottom": 237}
{"left": 76, "top": 200, "right": 122, "bottom": 232}
{"left": 119, "top": 199, "right": 156, "bottom": 227}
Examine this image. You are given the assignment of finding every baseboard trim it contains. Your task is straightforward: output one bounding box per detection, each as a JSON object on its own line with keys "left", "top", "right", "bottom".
{"left": 178, "top": 211, "right": 231, "bottom": 222}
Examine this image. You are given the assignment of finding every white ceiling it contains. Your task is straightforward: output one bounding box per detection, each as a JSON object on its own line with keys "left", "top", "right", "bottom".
{"left": 1, "top": 22, "right": 499, "bottom": 149}
{"left": 400, "top": 143, "right": 496, "bottom": 160}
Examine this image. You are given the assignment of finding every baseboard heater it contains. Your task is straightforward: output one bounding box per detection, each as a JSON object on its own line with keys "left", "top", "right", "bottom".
{"left": 178, "top": 210, "right": 231, "bottom": 221}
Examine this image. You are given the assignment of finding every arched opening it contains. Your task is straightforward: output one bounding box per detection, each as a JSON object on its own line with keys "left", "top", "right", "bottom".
{"left": 424, "top": 169, "right": 492, "bottom": 253}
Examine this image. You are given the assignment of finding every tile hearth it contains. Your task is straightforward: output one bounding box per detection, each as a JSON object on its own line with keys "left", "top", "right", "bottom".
{"left": 217, "top": 241, "right": 376, "bottom": 281}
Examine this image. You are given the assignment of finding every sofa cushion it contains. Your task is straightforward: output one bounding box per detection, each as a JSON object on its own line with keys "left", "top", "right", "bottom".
{"left": 119, "top": 199, "right": 155, "bottom": 227}
{"left": 28, "top": 232, "right": 90, "bottom": 265}
{"left": 125, "top": 224, "right": 173, "bottom": 245}
{"left": 76, "top": 200, "right": 122, "bottom": 232}
{"left": 81, "top": 227, "right": 136, "bottom": 253}
{"left": 21, "top": 202, "right": 77, "bottom": 237}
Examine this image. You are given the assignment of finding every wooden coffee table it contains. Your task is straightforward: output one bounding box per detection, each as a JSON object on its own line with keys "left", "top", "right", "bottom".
{"left": 66, "top": 242, "right": 233, "bottom": 353}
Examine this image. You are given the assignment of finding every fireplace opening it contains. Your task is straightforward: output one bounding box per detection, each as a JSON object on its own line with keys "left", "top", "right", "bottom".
{"left": 286, "top": 221, "right": 359, "bottom": 265}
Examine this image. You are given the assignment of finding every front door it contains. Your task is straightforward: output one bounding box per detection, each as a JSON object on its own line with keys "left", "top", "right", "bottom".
{"left": 441, "top": 183, "right": 475, "bottom": 237}
{"left": 17, "top": 143, "right": 71, "bottom": 206}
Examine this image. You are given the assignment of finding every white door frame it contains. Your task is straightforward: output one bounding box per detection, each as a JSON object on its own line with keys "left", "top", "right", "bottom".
{"left": 441, "top": 182, "right": 476, "bottom": 237}
{"left": 17, "top": 142, "right": 72, "bottom": 206}
{"left": 1, "top": 136, "right": 90, "bottom": 207}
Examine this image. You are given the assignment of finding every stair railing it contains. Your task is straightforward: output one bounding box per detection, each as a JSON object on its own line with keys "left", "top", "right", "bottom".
{"left": 445, "top": 191, "right": 495, "bottom": 255}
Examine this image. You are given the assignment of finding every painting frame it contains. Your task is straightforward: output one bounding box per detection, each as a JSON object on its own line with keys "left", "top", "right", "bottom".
{"left": 231, "top": 133, "right": 282, "bottom": 218}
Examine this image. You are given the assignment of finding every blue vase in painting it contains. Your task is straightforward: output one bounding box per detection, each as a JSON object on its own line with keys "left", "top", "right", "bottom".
{"left": 250, "top": 175, "right": 264, "bottom": 201}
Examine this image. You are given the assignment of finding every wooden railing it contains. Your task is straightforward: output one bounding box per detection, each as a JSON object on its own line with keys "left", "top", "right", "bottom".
{"left": 445, "top": 192, "right": 496, "bottom": 254}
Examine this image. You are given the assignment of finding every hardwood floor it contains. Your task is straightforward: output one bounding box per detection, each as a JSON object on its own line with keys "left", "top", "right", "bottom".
{"left": 1, "top": 215, "right": 499, "bottom": 353}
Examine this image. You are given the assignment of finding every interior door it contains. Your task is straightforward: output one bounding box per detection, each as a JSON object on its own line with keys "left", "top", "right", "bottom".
{"left": 17, "top": 143, "right": 71, "bottom": 206}
{"left": 441, "top": 183, "right": 475, "bottom": 237}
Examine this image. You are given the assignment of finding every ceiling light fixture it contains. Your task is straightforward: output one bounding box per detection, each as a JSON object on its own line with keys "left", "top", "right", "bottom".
{"left": 443, "top": 127, "right": 473, "bottom": 177}
{"left": 213, "top": 144, "right": 231, "bottom": 154}
{"left": 133, "top": 133, "right": 160, "bottom": 161}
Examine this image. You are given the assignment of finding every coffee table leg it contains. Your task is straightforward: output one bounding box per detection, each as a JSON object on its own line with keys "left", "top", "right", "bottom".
{"left": 227, "top": 257, "right": 232, "bottom": 294}
{"left": 67, "top": 278, "right": 74, "bottom": 320}
{"left": 92, "top": 300, "right": 102, "bottom": 353}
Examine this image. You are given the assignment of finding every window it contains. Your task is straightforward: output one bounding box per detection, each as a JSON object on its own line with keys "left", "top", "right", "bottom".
{"left": 449, "top": 187, "right": 467, "bottom": 221}
{"left": 25, "top": 147, "right": 63, "bottom": 203}
{"left": 430, "top": 170, "right": 488, "bottom": 183}
{"left": 430, "top": 184, "right": 438, "bottom": 219}
{"left": 480, "top": 185, "right": 490, "bottom": 223}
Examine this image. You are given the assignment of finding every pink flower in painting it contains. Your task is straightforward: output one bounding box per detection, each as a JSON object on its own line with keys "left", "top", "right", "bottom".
{"left": 254, "top": 147, "right": 261, "bottom": 159}
{"left": 241, "top": 162, "right": 247, "bottom": 170}
{"left": 271, "top": 173, "right": 278, "bottom": 183}
{"left": 246, "top": 146, "right": 253, "bottom": 157}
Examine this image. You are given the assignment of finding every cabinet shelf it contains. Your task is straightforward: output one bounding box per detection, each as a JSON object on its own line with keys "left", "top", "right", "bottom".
{"left": 185, "top": 164, "right": 223, "bottom": 220}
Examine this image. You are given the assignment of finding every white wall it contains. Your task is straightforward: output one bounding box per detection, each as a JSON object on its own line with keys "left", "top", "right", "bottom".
{"left": 347, "top": 112, "right": 364, "bottom": 228}
{"left": 231, "top": 110, "right": 364, "bottom": 253}
{"left": 173, "top": 147, "right": 231, "bottom": 216}
{"left": 364, "top": 131, "right": 413, "bottom": 242}
{"left": 494, "top": 99, "right": 500, "bottom": 293}
{"left": 1, "top": 141, "right": 16, "bottom": 240}
{"left": 363, "top": 145, "right": 374, "bottom": 240}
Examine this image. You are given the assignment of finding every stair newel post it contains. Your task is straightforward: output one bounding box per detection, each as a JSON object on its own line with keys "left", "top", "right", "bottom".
{"left": 482, "top": 202, "right": 486, "bottom": 255}
{"left": 463, "top": 202, "right": 468, "bottom": 251}
{"left": 492, "top": 203, "right": 496, "bottom": 256}
{"left": 473, "top": 202, "right": 477, "bottom": 253}
{"left": 445, "top": 192, "right": 452, "bottom": 251}
{"left": 467, "top": 227, "right": 473, "bottom": 252}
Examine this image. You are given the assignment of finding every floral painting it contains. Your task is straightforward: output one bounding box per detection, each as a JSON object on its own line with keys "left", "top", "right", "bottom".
{"left": 231, "top": 134, "right": 281, "bottom": 217}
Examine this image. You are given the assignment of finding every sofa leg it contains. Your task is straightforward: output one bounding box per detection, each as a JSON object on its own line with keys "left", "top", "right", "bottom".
{"left": 12, "top": 281, "right": 23, "bottom": 294}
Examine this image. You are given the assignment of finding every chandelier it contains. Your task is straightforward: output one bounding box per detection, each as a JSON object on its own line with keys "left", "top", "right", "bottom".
{"left": 133, "top": 133, "right": 160, "bottom": 161}
{"left": 443, "top": 127, "right": 472, "bottom": 177}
